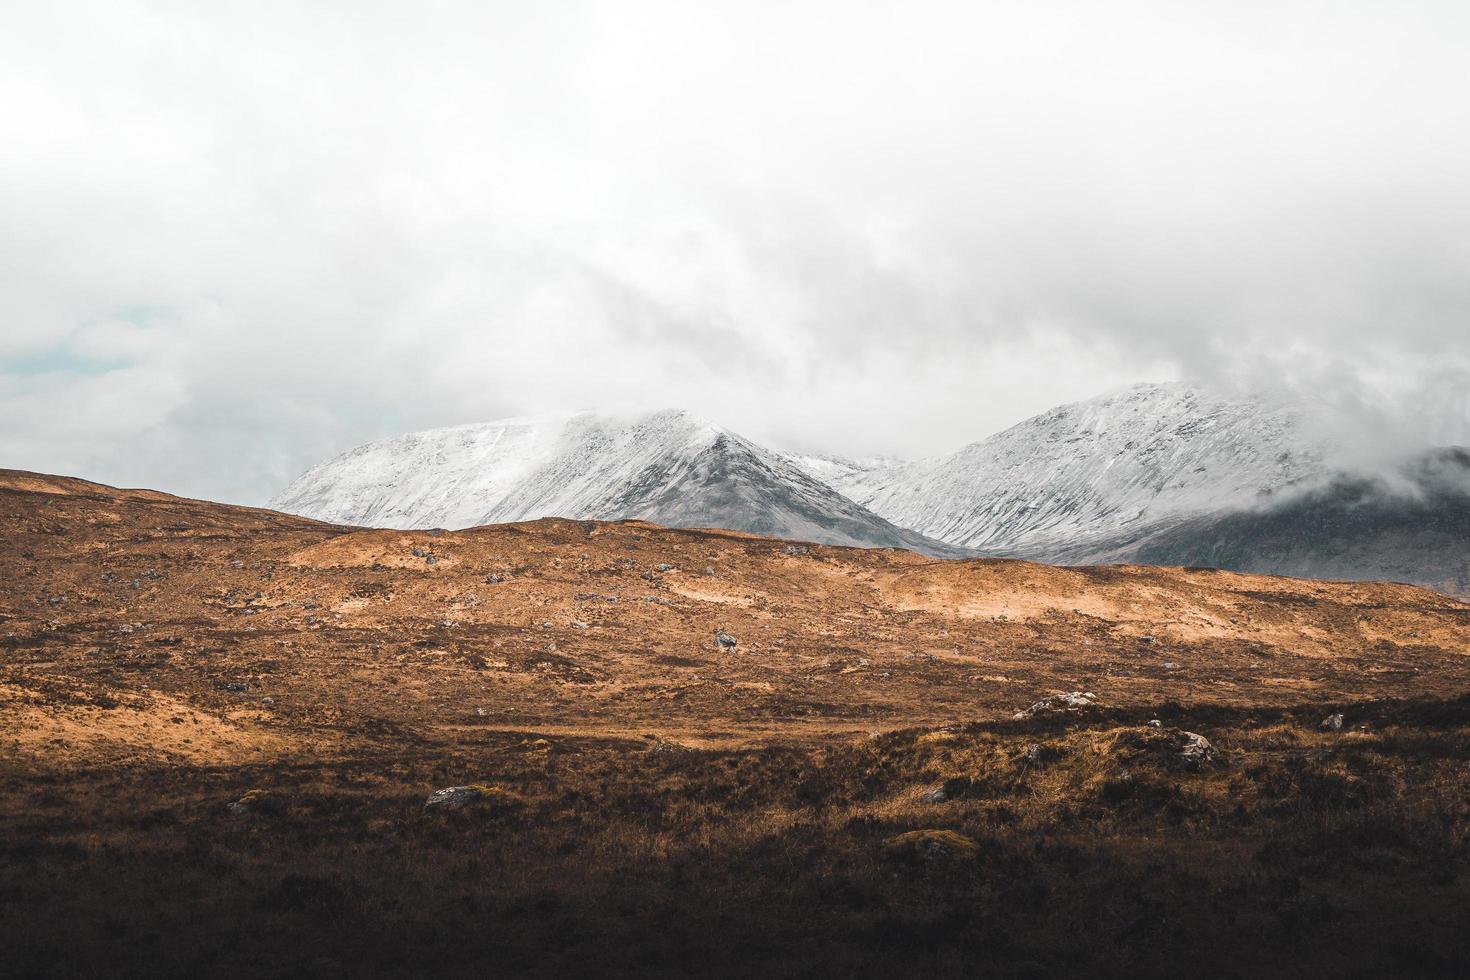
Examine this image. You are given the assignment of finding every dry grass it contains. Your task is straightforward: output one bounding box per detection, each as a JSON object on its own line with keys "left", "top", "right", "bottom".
{"left": 3, "top": 469, "right": 1470, "bottom": 977}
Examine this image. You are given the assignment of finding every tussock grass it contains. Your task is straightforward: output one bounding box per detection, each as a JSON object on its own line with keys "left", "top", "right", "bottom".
{"left": 5, "top": 702, "right": 1470, "bottom": 977}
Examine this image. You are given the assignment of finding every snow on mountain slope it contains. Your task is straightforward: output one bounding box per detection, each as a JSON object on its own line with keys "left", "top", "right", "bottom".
{"left": 1123, "top": 447, "right": 1470, "bottom": 597}
{"left": 270, "top": 409, "right": 967, "bottom": 556}
{"left": 776, "top": 452, "right": 901, "bottom": 493}
{"left": 830, "top": 383, "right": 1335, "bottom": 559}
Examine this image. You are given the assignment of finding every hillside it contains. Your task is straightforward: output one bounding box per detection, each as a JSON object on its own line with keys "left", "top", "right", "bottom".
{"left": 5, "top": 469, "right": 1470, "bottom": 976}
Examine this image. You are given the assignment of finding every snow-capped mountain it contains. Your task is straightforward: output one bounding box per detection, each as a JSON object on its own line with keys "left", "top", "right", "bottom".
{"left": 815, "top": 383, "right": 1336, "bottom": 561}
{"left": 271, "top": 387, "right": 1463, "bottom": 596}
{"left": 1124, "top": 447, "right": 1470, "bottom": 596}
{"left": 270, "top": 409, "right": 967, "bottom": 556}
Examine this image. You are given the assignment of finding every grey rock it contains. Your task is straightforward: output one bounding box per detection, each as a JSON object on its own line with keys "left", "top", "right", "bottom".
{"left": 1180, "top": 732, "right": 1216, "bottom": 766}
{"left": 920, "top": 786, "right": 948, "bottom": 803}
{"left": 423, "top": 786, "right": 485, "bottom": 811}
{"left": 1012, "top": 691, "right": 1097, "bottom": 720}
{"left": 714, "top": 629, "right": 738, "bottom": 651}
{"left": 1321, "top": 712, "right": 1345, "bottom": 731}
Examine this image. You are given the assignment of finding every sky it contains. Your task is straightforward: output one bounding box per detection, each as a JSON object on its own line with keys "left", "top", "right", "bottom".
{"left": 3, "top": 0, "right": 1469, "bottom": 505}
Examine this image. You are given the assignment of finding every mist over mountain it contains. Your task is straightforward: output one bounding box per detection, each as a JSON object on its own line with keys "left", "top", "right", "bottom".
{"left": 271, "top": 409, "right": 966, "bottom": 557}
{"left": 1123, "top": 447, "right": 1470, "bottom": 596}
{"left": 822, "top": 383, "right": 1336, "bottom": 559}
{"left": 273, "top": 384, "right": 1466, "bottom": 595}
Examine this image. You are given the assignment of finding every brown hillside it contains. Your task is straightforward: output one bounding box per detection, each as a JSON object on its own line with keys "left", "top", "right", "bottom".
{"left": 4, "top": 468, "right": 1470, "bottom": 977}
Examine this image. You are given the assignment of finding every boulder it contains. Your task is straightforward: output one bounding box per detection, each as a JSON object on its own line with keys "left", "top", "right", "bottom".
{"left": 1321, "top": 713, "right": 1345, "bottom": 732}
{"left": 882, "top": 829, "right": 979, "bottom": 861}
{"left": 1013, "top": 691, "right": 1097, "bottom": 720}
{"left": 423, "top": 784, "right": 522, "bottom": 812}
{"left": 714, "top": 629, "right": 738, "bottom": 652}
{"left": 226, "top": 788, "right": 277, "bottom": 815}
{"left": 424, "top": 786, "right": 484, "bottom": 811}
{"left": 1179, "top": 732, "right": 1216, "bottom": 767}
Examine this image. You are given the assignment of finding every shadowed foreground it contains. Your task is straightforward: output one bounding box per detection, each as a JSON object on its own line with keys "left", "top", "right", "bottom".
{"left": 3, "top": 470, "right": 1470, "bottom": 977}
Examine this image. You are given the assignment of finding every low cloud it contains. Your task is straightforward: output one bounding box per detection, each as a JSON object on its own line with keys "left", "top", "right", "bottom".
{"left": 2, "top": 1, "right": 1468, "bottom": 503}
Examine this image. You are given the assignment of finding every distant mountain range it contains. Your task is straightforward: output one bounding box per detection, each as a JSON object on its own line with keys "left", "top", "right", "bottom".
{"left": 271, "top": 383, "right": 1470, "bottom": 596}
{"left": 270, "top": 409, "right": 968, "bottom": 557}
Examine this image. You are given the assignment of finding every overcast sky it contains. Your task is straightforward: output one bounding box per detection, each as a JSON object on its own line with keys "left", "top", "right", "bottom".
{"left": 3, "top": 1, "right": 1469, "bottom": 504}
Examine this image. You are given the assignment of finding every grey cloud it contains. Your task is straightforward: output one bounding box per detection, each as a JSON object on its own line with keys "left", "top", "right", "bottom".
{"left": 2, "top": 1, "right": 1468, "bottom": 504}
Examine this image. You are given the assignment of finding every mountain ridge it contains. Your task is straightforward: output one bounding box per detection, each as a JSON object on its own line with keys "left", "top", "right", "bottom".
{"left": 270, "top": 408, "right": 968, "bottom": 557}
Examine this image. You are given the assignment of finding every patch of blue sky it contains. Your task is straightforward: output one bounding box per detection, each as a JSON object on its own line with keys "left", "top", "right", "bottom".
{"left": 1, "top": 346, "right": 131, "bottom": 377}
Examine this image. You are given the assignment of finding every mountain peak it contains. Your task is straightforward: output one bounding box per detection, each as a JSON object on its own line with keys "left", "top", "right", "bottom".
{"left": 270, "top": 409, "right": 964, "bottom": 555}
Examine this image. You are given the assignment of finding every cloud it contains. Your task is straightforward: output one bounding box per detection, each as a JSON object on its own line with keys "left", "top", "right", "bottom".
{"left": 2, "top": 1, "right": 1468, "bottom": 503}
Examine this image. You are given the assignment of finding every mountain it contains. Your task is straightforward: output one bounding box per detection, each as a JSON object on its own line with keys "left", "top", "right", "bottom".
{"left": 821, "top": 382, "right": 1335, "bottom": 560}
{"left": 270, "top": 409, "right": 968, "bottom": 556}
{"left": 1124, "top": 447, "right": 1470, "bottom": 596}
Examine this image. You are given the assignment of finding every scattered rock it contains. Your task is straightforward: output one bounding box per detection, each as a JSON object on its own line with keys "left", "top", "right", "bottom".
{"left": 221, "top": 681, "right": 249, "bottom": 694}
{"left": 1147, "top": 719, "right": 1163, "bottom": 728}
{"left": 1012, "top": 691, "right": 1097, "bottom": 720}
{"left": 1162, "top": 662, "right": 1181, "bottom": 671}
{"left": 882, "top": 829, "right": 979, "bottom": 862}
{"left": 1140, "top": 635, "right": 1156, "bottom": 645}
{"left": 655, "top": 563, "right": 674, "bottom": 572}
{"left": 714, "top": 629, "right": 738, "bottom": 652}
{"left": 1321, "top": 713, "right": 1345, "bottom": 731}
{"left": 782, "top": 545, "right": 810, "bottom": 556}
{"left": 1024, "top": 742, "right": 1044, "bottom": 766}
{"left": 702, "top": 567, "right": 716, "bottom": 576}
{"left": 484, "top": 573, "right": 503, "bottom": 585}
{"left": 919, "top": 786, "right": 948, "bottom": 803}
